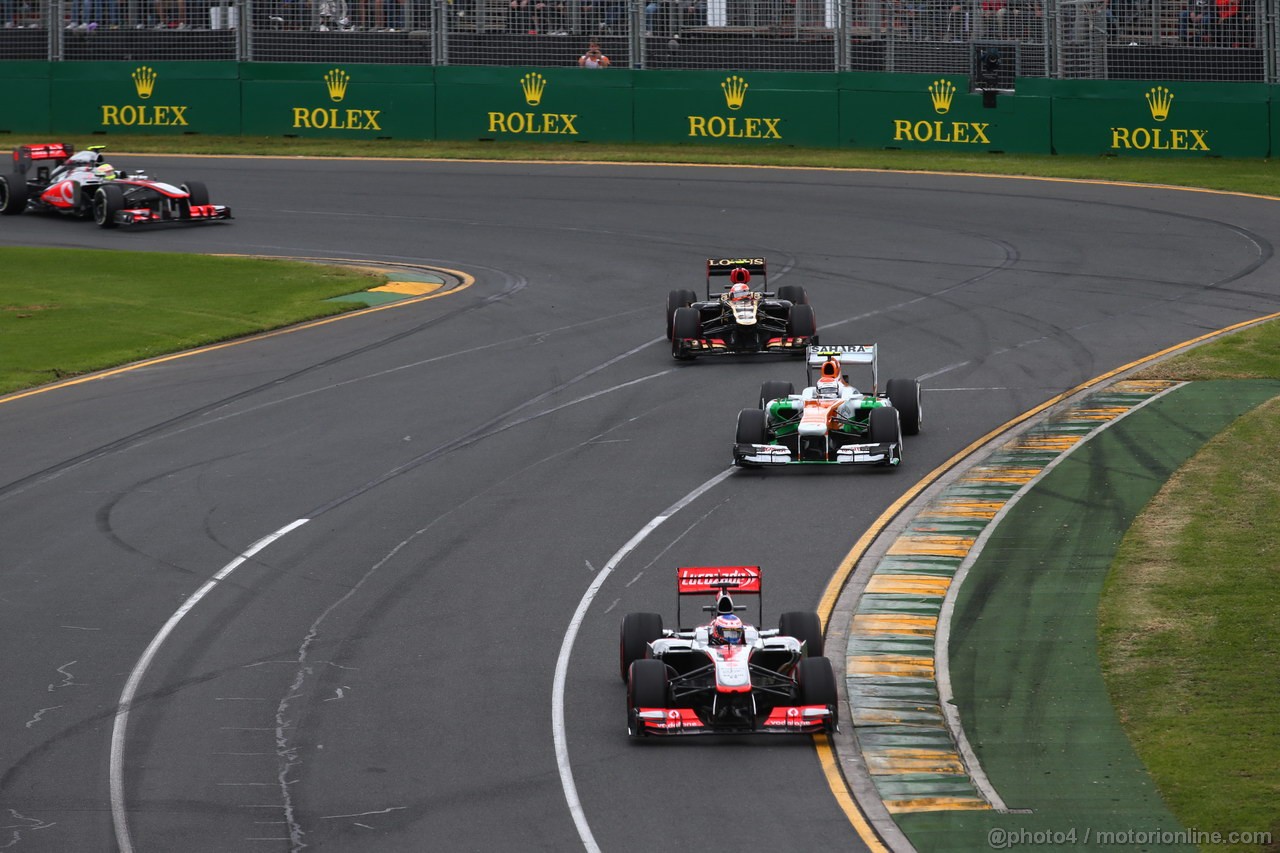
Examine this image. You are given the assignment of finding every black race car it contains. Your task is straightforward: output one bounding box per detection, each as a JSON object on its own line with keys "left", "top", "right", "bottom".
{"left": 0, "top": 142, "right": 231, "bottom": 228}
{"left": 666, "top": 257, "right": 817, "bottom": 360}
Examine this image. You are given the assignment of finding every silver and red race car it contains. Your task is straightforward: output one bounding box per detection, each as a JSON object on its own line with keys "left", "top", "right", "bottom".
{"left": 0, "top": 142, "right": 231, "bottom": 229}
{"left": 620, "top": 566, "right": 837, "bottom": 738}
{"left": 666, "top": 257, "right": 817, "bottom": 360}
{"left": 734, "top": 344, "right": 922, "bottom": 468}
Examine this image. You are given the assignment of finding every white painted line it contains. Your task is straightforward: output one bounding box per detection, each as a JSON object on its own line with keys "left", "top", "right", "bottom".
{"left": 552, "top": 467, "right": 735, "bottom": 853}
{"left": 110, "top": 518, "right": 310, "bottom": 853}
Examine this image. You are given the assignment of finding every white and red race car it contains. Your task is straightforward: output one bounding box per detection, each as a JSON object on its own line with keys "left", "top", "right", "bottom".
{"left": 0, "top": 142, "right": 231, "bottom": 229}
{"left": 620, "top": 566, "right": 837, "bottom": 738}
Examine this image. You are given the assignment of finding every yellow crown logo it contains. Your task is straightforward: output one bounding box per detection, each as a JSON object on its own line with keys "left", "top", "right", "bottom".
{"left": 132, "top": 66, "right": 156, "bottom": 100}
{"left": 929, "top": 79, "right": 956, "bottom": 115}
{"left": 521, "top": 72, "right": 547, "bottom": 106}
{"left": 1145, "top": 85, "right": 1174, "bottom": 122}
{"left": 324, "top": 68, "right": 350, "bottom": 103}
{"left": 721, "top": 75, "right": 748, "bottom": 110}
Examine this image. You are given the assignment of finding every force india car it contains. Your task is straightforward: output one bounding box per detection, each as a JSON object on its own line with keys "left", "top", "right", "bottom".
{"left": 667, "top": 257, "right": 817, "bottom": 360}
{"left": 0, "top": 142, "right": 232, "bottom": 228}
{"left": 733, "top": 344, "right": 923, "bottom": 468}
{"left": 620, "top": 566, "right": 837, "bottom": 738}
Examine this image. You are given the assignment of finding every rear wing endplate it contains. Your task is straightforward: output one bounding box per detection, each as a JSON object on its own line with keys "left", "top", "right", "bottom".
{"left": 706, "top": 257, "right": 767, "bottom": 298}
{"left": 676, "top": 566, "right": 763, "bottom": 629}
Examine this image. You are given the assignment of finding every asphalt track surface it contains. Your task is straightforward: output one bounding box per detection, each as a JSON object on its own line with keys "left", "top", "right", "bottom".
{"left": 1, "top": 157, "right": 1279, "bottom": 853}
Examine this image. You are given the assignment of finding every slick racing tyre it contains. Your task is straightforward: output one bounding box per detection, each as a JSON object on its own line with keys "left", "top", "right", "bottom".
{"left": 868, "top": 406, "right": 902, "bottom": 457}
{"left": 758, "top": 380, "right": 794, "bottom": 409}
{"left": 886, "top": 378, "right": 922, "bottom": 435}
{"left": 93, "top": 184, "right": 124, "bottom": 229}
{"left": 778, "top": 611, "right": 824, "bottom": 657}
{"left": 181, "top": 181, "right": 209, "bottom": 207}
{"left": 796, "top": 657, "right": 838, "bottom": 730}
{"left": 776, "top": 284, "right": 808, "bottom": 306}
{"left": 665, "top": 289, "right": 696, "bottom": 341}
{"left": 671, "top": 307, "right": 700, "bottom": 360}
{"left": 787, "top": 303, "right": 816, "bottom": 339}
{"left": 0, "top": 173, "right": 28, "bottom": 215}
{"left": 735, "top": 408, "right": 768, "bottom": 446}
{"left": 619, "top": 611, "right": 663, "bottom": 682}
{"left": 628, "top": 659, "right": 670, "bottom": 739}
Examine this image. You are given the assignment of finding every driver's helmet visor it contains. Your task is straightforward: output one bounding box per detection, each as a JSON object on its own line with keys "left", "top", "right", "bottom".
{"left": 816, "top": 381, "right": 840, "bottom": 398}
{"left": 721, "top": 626, "right": 743, "bottom": 643}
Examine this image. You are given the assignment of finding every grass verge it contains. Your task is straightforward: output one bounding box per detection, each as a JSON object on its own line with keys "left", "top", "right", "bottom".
{"left": 0, "top": 247, "right": 379, "bottom": 395}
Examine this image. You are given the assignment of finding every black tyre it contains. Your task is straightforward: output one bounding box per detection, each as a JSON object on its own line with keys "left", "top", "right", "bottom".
{"left": 868, "top": 405, "right": 902, "bottom": 449}
{"left": 787, "top": 303, "right": 816, "bottom": 338}
{"left": 619, "top": 611, "right": 663, "bottom": 682}
{"left": 671, "top": 306, "right": 700, "bottom": 360}
{"left": 93, "top": 184, "right": 124, "bottom": 229}
{"left": 664, "top": 289, "right": 695, "bottom": 340}
{"left": 797, "top": 656, "right": 838, "bottom": 710}
{"left": 181, "top": 180, "right": 209, "bottom": 207}
{"left": 628, "top": 658, "right": 669, "bottom": 738}
{"left": 758, "top": 380, "right": 795, "bottom": 409}
{"left": 0, "top": 173, "right": 28, "bottom": 215}
{"left": 886, "top": 378, "right": 922, "bottom": 436}
{"left": 779, "top": 611, "right": 824, "bottom": 657}
{"left": 735, "top": 408, "right": 768, "bottom": 445}
{"left": 777, "top": 284, "right": 808, "bottom": 305}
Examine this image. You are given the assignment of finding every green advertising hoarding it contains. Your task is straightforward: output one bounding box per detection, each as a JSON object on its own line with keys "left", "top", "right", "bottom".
{"left": 840, "top": 72, "right": 1051, "bottom": 154}
{"left": 50, "top": 61, "right": 240, "bottom": 135}
{"left": 240, "top": 63, "right": 434, "bottom": 139}
{"left": 0, "top": 61, "right": 51, "bottom": 135}
{"left": 1050, "top": 79, "right": 1269, "bottom": 157}
{"left": 434, "top": 66, "right": 632, "bottom": 143}
{"left": 633, "top": 70, "right": 837, "bottom": 146}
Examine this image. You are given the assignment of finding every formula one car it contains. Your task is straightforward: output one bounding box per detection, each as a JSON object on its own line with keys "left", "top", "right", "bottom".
{"left": 620, "top": 566, "right": 837, "bottom": 738}
{"left": 667, "top": 257, "right": 817, "bottom": 360}
{"left": 733, "top": 344, "right": 922, "bottom": 468}
{"left": 0, "top": 142, "right": 232, "bottom": 228}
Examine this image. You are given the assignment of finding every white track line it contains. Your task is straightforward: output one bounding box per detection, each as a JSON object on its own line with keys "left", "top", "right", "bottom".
{"left": 552, "top": 468, "right": 735, "bottom": 852}
{"left": 110, "top": 518, "right": 311, "bottom": 853}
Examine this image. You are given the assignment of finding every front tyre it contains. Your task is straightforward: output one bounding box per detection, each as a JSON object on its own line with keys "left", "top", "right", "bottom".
{"left": 671, "top": 306, "right": 700, "bottom": 360}
{"left": 181, "top": 181, "right": 209, "bottom": 208}
{"left": 93, "top": 184, "right": 124, "bottom": 229}
{"left": 628, "top": 659, "right": 670, "bottom": 738}
{"left": 886, "top": 378, "right": 922, "bottom": 435}
{"left": 735, "top": 408, "right": 768, "bottom": 445}
{"left": 787, "top": 303, "right": 816, "bottom": 339}
{"left": 665, "top": 289, "right": 696, "bottom": 340}
{"left": 796, "top": 657, "right": 838, "bottom": 731}
{"left": 619, "top": 612, "right": 663, "bottom": 682}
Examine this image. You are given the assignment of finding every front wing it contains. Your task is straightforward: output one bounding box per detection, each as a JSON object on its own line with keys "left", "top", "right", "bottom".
{"left": 111, "top": 203, "right": 233, "bottom": 226}
{"left": 733, "top": 440, "right": 901, "bottom": 467}
{"left": 632, "top": 704, "right": 834, "bottom": 736}
{"left": 675, "top": 334, "right": 811, "bottom": 357}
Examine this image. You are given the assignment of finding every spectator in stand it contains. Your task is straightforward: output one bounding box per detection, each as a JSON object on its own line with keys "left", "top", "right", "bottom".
{"left": 510, "top": 0, "right": 537, "bottom": 31}
{"left": 578, "top": 39, "right": 610, "bottom": 65}
{"left": 1178, "top": 0, "right": 1213, "bottom": 42}
{"left": 154, "top": 0, "right": 184, "bottom": 26}
{"left": 1213, "top": 0, "right": 1242, "bottom": 44}
{"left": 977, "top": 0, "right": 1005, "bottom": 35}
{"left": 680, "top": 0, "right": 703, "bottom": 25}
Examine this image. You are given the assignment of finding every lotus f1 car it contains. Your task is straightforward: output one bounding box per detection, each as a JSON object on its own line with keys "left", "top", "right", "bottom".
{"left": 667, "top": 257, "right": 817, "bottom": 360}
{"left": 733, "top": 344, "right": 923, "bottom": 468}
{"left": 0, "top": 142, "right": 232, "bottom": 228}
{"left": 620, "top": 566, "right": 837, "bottom": 738}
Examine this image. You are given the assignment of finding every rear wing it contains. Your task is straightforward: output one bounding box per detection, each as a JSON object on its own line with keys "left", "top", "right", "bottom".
{"left": 706, "top": 257, "right": 767, "bottom": 299}
{"left": 676, "top": 565, "right": 763, "bottom": 629}
{"left": 13, "top": 142, "right": 74, "bottom": 177}
{"left": 807, "top": 344, "right": 879, "bottom": 394}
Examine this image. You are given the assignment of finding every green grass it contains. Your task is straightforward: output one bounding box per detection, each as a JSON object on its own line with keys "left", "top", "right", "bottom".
{"left": 0, "top": 247, "right": 378, "bottom": 394}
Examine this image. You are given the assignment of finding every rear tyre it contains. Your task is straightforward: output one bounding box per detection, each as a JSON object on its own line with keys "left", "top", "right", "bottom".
{"left": 93, "top": 184, "right": 124, "bottom": 229}
{"left": 735, "top": 408, "right": 768, "bottom": 445}
{"left": 787, "top": 303, "right": 816, "bottom": 338}
{"left": 886, "top": 378, "right": 922, "bottom": 436}
{"left": 868, "top": 406, "right": 902, "bottom": 454}
{"left": 619, "top": 611, "right": 663, "bottom": 682}
{"left": 665, "top": 289, "right": 696, "bottom": 340}
{"left": 0, "top": 173, "right": 28, "bottom": 215}
{"left": 671, "top": 307, "right": 700, "bottom": 360}
{"left": 779, "top": 611, "right": 824, "bottom": 657}
{"left": 181, "top": 180, "right": 209, "bottom": 207}
{"left": 628, "top": 659, "right": 670, "bottom": 738}
{"left": 777, "top": 284, "right": 808, "bottom": 306}
{"left": 797, "top": 656, "right": 838, "bottom": 725}
{"left": 758, "top": 380, "right": 794, "bottom": 409}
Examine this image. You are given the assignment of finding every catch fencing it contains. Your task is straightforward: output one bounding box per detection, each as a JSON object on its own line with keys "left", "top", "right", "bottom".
{"left": 0, "top": 0, "right": 1269, "bottom": 80}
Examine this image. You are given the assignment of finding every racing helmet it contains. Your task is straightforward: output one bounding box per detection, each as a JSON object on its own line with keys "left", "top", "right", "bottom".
{"left": 815, "top": 380, "right": 841, "bottom": 399}
{"left": 728, "top": 267, "right": 751, "bottom": 285}
{"left": 729, "top": 282, "right": 752, "bottom": 302}
{"left": 710, "top": 614, "right": 744, "bottom": 645}
{"left": 93, "top": 163, "right": 117, "bottom": 181}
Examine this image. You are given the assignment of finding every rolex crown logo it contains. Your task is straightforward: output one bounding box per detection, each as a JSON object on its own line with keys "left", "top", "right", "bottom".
{"left": 521, "top": 72, "right": 547, "bottom": 106}
{"left": 324, "top": 68, "right": 351, "bottom": 103}
{"left": 1145, "top": 85, "right": 1173, "bottom": 122}
{"left": 721, "top": 75, "right": 748, "bottom": 111}
{"left": 132, "top": 66, "right": 157, "bottom": 100}
{"left": 929, "top": 79, "right": 956, "bottom": 115}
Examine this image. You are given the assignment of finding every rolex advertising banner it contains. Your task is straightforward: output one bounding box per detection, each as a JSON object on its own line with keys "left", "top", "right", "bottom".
{"left": 50, "top": 62, "right": 240, "bottom": 135}
{"left": 433, "top": 66, "right": 632, "bottom": 143}
{"left": 839, "top": 72, "right": 1051, "bottom": 154}
{"left": 0, "top": 61, "right": 51, "bottom": 135}
{"left": 632, "top": 71, "right": 838, "bottom": 147}
{"left": 1050, "top": 79, "right": 1269, "bottom": 157}
{"left": 240, "top": 64, "right": 434, "bottom": 139}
